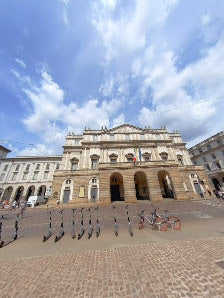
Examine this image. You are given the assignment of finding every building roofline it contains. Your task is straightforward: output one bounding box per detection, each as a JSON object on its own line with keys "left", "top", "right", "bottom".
{"left": 188, "top": 131, "right": 224, "bottom": 150}
{"left": 0, "top": 145, "right": 11, "bottom": 153}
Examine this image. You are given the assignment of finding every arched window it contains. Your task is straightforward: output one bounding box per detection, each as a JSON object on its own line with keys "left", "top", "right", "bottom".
{"left": 109, "top": 153, "right": 118, "bottom": 163}
{"left": 160, "top": 152, "right": 168, "bottom": 161}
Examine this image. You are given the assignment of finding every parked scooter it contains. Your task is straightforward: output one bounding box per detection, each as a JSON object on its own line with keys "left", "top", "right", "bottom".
{"left": 54, "top": 210, "right": 65, "bottom": 242}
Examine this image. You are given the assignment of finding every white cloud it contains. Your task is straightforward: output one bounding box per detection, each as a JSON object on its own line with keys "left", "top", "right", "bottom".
{"left": 16, "top": 69, "right": 122, "bottom": 154}
{"left": 59, "top": 0, "right": 71, "bottom": 26}
{"left": 92, "top": 0, "right": 178, "bottom": 62}
{"left": 15, "top": 58, "right": 26, "bottom": 68}
{"left": 112, "top": 113, "right": 125, "bottom": 127}
{"left": 99, "top": 76, "right": 114, "bottom": 97}
{"left": 17, "top": 144, "right": 55, "bottom": 157}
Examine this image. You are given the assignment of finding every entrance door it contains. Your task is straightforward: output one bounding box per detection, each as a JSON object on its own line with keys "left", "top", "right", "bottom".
{"left": 194, "top": 183, "right": 202, "bottom": 195}
{"left": 135, "top": 184, "right": 140, "bottom": 200}
{"left": 91, "top": 187, "right": 97, "bottom": 202}
{"left": 111, "top": 185, "right": 120, "bottom": 202}
{"left": 63, "top": 189, "right": 70, "bottom": 203}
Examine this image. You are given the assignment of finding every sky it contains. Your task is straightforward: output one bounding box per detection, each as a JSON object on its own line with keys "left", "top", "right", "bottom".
{"left": 0, "top": 0, "right": 224, "bottom": 157}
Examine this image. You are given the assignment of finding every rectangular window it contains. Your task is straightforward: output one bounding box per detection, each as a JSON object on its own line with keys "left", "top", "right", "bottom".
{"left": 92, "top": 159, "right": 98, "bottom": 170}
{"left": 45, "top": 163, "right": 50, "bottom": 170}
{"left": 92, "top": 178, "right": 97, "bottom": 183}
{"left": 12, "top": 172, "right": 17, "bottom": 181}
{"left": 44, "top": 171, "right": 49, "bottom": 179}
{"left": 33, "top": 171, "right": 39, "bottom": 180}
{"left": 0, "top": 174, "right": 5, "bottom": 181}
{"left": 110, "top": 158, "right": 117, "bottom": 163}
{"left": 216, "top": 162, "right": 221, "bottom": 169}
{"left": 71, "top": 163, "right": 78, "bottom": 171}
{"left": 75, "top": 139, "right": 79, "bottom": 145}
{"left": 22, "top": 172, "right": 28, "bottom": 180}
{"left": 25, "top": 164, "right": 30, "bottom": 171}
{"left": 56, "top": 163, "right": 60, "bottom": 170}
{"left": 93, "top": 135, "right": 98, "bottom": 141}
{"left": 15, "top": 164, "right": 20, "bottom": 171}
{"left": 36, "top": 164, "right": 40, "bottom": 170}
{"left": 110, "top": 135, "right": 115, "bottom": 141}
{"left": 156, "top": 134, "right": 161, "bottom": 140}
{"left": 3, "top": 165, "right": 8, "bottom": 171}
{"left": 140, "top": 134, "right": 145, "bottom": 140}
{"left": 127, "top": 158, "right": 133, "bottom": 163}
{"left": 178, "top": 158, "right": 184, "bottom": 166}
{"left": 144, "top": 156, "right": 150, "bottom": 161}
{"left": 125, "top": 134, "right": 130, "bottom": 140}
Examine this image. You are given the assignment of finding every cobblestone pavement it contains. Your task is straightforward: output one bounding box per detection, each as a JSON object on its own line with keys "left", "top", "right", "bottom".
{"left": 0, "top": 198, "right": 224, "bottom": 297}
{"left": 0, "top": 237, "right": 224, "bottom": 297}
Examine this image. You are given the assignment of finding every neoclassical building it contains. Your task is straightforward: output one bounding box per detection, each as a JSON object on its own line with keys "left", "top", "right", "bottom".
{"left": 189, "top": 131, "right": 224, "bottom": 190}
{"left": 50, "top": 124, "right": 212, "bottom": 205}
{"left": 0, "top": 151, "right": 62, "bottom": 203}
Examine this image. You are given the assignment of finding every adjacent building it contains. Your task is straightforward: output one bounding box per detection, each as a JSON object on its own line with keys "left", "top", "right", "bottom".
{"left": 50, "top": 124, "right": 211, "bottom": 205}
{"left": 0, "top": 150, "right": 62, "bottom": 203}
{"left": 189, "top": 131, "right": 224, "bottom": 191}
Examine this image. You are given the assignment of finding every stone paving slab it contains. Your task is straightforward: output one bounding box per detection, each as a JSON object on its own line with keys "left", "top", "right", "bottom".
{"left": 0, "top": 237, "right": 224, "bottom": 298}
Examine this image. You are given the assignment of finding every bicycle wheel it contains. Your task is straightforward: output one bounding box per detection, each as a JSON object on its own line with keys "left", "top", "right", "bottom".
{"left": 154, "top": 217, "right": 167, "bottom": 232}
{"left": 169, "top": 216, "right": 181, "bottom": 230}
{"left": 138, "top": 218, "right": 144, "bottom": 229}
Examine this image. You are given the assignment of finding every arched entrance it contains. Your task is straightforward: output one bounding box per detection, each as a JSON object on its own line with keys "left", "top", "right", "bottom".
{"left": 60, "top": 179, "right": 74, "bottom": 203}
{"left": 134, "top": 171, "right": 149, "bottom": 200}
{"left": 25, "top": 186, "right": 35, "bottom": 201}
{"left": 88, "top": 177, "right": 99, "bottom": 202}
{"left": 110, "top": 173, "right": 124, "bottom": 202}
{"left": 37, "top": 185, "right": 46, "bottom": 196}
{"left": 1, "top": 186, "right": 13, "bottom": 203}
{"left": 189, "top": 173, "right": 204, "bottom": 196}
{"left": 158, "top": 170, "right": 175, "bottom": 199}
{"left": 14, "top": 186, "right": 24, "bottom": 202}
{"left": 212, "top": 178, "right": 221, "bottom": 190}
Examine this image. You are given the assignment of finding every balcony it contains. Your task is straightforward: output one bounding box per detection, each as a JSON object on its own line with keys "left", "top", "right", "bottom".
{"left": 98, "top": 160, "right": 177, "bottom": 169}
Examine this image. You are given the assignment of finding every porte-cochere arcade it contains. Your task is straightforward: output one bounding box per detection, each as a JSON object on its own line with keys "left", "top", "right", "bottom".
{"left": 51, "top": 165, "right": 211, "bottom": 206}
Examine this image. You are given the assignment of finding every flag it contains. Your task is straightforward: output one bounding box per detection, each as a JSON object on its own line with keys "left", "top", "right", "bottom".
{"left": 133, "top": 148, "right": 137, "bottom": 162}
{"left": 139, "top": 147, "right": 142, "bottom": 161}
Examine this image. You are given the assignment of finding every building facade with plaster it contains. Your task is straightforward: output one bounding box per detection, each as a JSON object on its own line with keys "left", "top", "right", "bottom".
{"left": 189, "top": 131, "right": 224, "bottom": 191}
{"left": 0, "top": 151, "right": 62, "bottom": 203}
{"left": 50, "top": 124, "right": 211, "bottom": 205}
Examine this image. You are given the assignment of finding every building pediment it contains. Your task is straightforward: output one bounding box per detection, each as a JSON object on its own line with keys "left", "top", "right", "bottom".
{"left": 108, "top": 124, "right": 144, "bottom": 134}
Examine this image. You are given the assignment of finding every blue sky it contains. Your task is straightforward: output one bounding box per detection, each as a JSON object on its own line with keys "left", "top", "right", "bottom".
{"left": 0, "top": 0, "right": 224, "bottom": 157}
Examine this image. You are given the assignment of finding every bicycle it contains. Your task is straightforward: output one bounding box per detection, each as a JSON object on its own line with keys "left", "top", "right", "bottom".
{"left": 163, "top": 210, "right": 181, "bottom": 230}
{"left": 138, "top": 205, "right": 167, "bottom": 232}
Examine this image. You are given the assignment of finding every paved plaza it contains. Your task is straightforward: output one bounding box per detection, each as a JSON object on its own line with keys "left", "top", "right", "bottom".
{"left": 0, "top": 198, "right": 224, "bottom": 297}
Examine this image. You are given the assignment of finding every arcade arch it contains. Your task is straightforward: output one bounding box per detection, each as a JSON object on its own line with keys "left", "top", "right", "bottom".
{"left": 37, "top": 185, "right": 46, "bottom": 196}
{"left": 134, "top": 171, "right": 150, "bottom": 200}
{"left": 1, "top": 186, "right": 13, "bottom": 203}
{"left": 25, "top": 185, "right": 35, "bottom": 201}
{"left": 14, "top": 186, "right": 24, "bottom": 202}
{"left": 158, "top": 170, "right": 175, "bottom": 199}
{"left": 110, "top": 172, "right": 124, "bottom": 202}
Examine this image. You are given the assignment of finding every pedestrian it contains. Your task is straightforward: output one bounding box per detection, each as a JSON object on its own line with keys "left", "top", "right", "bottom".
{"left": 12, "top": 201, "right": 16, "bottom": 211}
